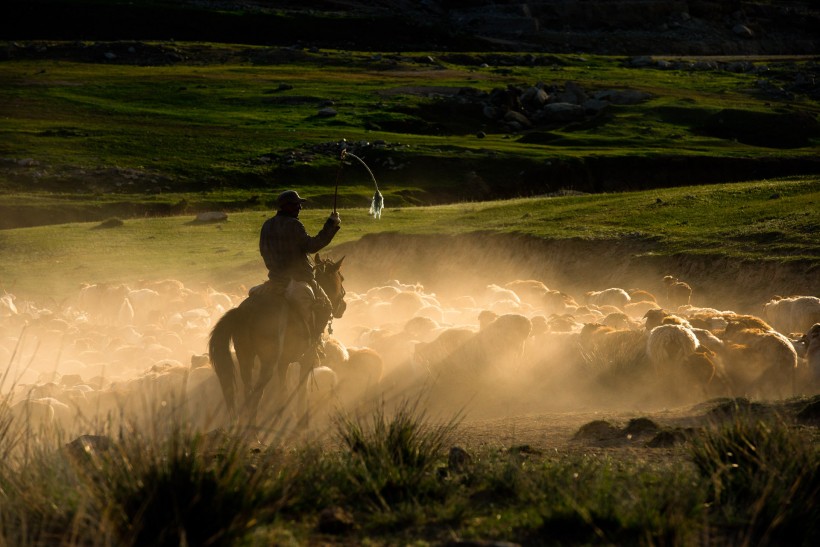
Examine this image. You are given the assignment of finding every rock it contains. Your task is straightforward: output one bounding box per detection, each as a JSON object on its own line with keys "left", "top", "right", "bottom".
{"left": 536, "top": 102, "right": 586, "bottom": 123}
{"left": 64, "top": 435, "right": 113, "bottom": 462}
{"left": 564, "top": 81, "right": 589, "bottom": 104}
{"left": 582, "top": 98, "right": 610, "bottom": 114}
{"left": 317, "top": 106, "right": 337, "bottom": 117}
{"left": 448, "top": 446, "right": 472, "bottom": 472}
{"left": 646, "top": 429, "right": 688, "bottom": 447}
{"left": 733, "top": 24, "right": 754, "bottom": 38}
{"left": 317, "top": 506, "right": 355, "bottom": 534}
{"left": 92, "top": 218, "right": 124, "bottom": 229}
{"left": 629, "top": 55, "right": 654, "bottom": 67}
{"left": 623, "top": 417, "right": 660, "bottom": 437}
{"left": 573, "top": 420, "right": 621, "bottom": 441}
{"left": 520, "top": 85, "right": 549, "bottom": 109}
{"left": 194, "top": 211, "right": 228, "bottom": 223}
{"left": 503, "top": 110, "right": 532, "bottom": 128}
{"left": 482, "top": 105, "right": 499, "bottom": 119}
{"left": 593, "top": 89, "right": 652, "bottom": 105}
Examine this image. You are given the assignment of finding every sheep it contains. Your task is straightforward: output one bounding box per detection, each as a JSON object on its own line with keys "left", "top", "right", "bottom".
{"left": 335, "top": 347, "right": 385, "bottom": 402}
{"left": 579, "top": 323, "right": 644, "bottom": 361}
{"left": 414, "top": 327, "right": 477, "bottom": 372}
{"left": 645, "top": 324, "right": 699, "bottom": 372}
{"left": 601, "top": 312, "right": 641, "bottom": 331}
{"left": 645, "top": 324, "right": 720, "bottom": 398}
{"left": 77, "top": 283, "right": 130, "bottom": 324}
{"left": 1, "top": 293, "right": 18, "bottom": 316}
{"left": 542, "top": 290, "right": 578, "bottom": 315}
{"left": 627, "top": 289, "right": 657, "bottom": 303}
{"left": 477, "top": 310, "right": 499, "bottom": 330}
{"left": 321, "top": 337, "right": 350, "bottom": 370}
{"left": 546, "top": 313, "right": 581, "bottom": 333}
{"left": 643, "top": 308, "right": 671, "bottom": 331}
{"left": 10, "top": 398, "right": 56, "bottom": 432}
{"left": 721, "top": 320, "right": 800, "bottom": 398}
{"left": 402, "top": 316, "right": 440, "bottom": 340}
{"left": 663, "top": 276, "right": 692, "bottom": 309}
{"left": 803, "top": 323, "right": 820, "bottom": 383}
{"left": 763, "top": 296, "right": 820, "bottom": 335}
{"left": 504, "top": 279, "right": 549, "bottom": 306}
{"left": 435, "top": 314, "right": 532, "bottom": 378}
{"left": 624, "top": 300, "right": 661, "bottom": 320}
{"left": 584, "top": 288, "right": 630, "bottom": 310}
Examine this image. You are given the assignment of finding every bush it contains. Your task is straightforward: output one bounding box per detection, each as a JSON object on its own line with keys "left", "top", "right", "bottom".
{"left": 334, "top": 400, "right": 459, "bottom": 510}
{"left": 689, "top": 412, "right": 820, "bottom": 545}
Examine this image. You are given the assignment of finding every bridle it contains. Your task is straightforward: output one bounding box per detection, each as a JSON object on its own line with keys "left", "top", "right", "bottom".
{"left": 315, "top": 260, "right": 346, "bottom": 318}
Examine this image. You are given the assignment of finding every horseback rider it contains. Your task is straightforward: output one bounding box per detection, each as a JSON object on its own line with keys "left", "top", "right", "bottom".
{"left": 259, "top": 190, "right": 341, "bottom": 350}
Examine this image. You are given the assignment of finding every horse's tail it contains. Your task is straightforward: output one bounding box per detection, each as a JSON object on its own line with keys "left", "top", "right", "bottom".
{"left": 209, "top": 307, "right": 242, "bottom": 417}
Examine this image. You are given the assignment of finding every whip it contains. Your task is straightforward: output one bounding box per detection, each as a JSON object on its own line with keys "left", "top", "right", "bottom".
{"left": 333, "top": 142, "right": 384, "bottom": 219}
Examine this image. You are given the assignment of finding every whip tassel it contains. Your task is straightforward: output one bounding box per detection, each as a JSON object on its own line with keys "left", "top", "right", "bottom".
{"left": 344, "top": 151, "right": 384, "bottom": 219}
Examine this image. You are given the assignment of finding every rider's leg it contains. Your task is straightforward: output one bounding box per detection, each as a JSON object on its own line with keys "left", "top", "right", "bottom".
{"left": 285, "top": 280, "right": 316, "bottom": 341}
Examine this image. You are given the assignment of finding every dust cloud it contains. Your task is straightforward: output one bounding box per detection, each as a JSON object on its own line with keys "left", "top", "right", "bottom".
{"left": 1, "top": 233, "right": 817, "bottom": 447}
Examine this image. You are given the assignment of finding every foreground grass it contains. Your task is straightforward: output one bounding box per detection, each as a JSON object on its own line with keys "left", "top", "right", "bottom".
{"left": 0, "top": 175, "right": 817, "bottom": 301}
{"left": 0, "top": 399, "right": 816, "bottom": 546}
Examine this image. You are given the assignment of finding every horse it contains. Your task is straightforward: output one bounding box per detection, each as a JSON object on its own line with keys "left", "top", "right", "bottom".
{"left": 208, "top": 254, "right": 347, "bottom": 427}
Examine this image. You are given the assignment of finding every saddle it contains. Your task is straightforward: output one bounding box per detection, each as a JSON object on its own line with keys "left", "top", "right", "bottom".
{"left": 247, "top": 279, "right": 286, "bottom": 301}
{"left": 246, "top": 279, "right": 326, "bottom": 362}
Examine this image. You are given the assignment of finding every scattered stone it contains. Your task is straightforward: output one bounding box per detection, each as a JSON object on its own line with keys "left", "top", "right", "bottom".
{"left": 317, "top": 106, "right": 337, "bottom": 117}
{"left": 194, "top": 211, "right": 228, "bottom": 223}
{"left": 623, "top": 417, "right": 660, "bottom": 437}
{"left": 317, "top": 506, "right": 355, "bottom": 534}
{"left": 92, "top": 218, "right": 124, "bottom": 229}
{"left": 646, "top": 429, "right": 688, "bottom": 448}
{"left": 536, "top": 102, "right": 585, "bottom": 123}
{"left": 64, "top": 435, "right": 113, "bottom": 462}
{"left": 573, "top": 420, "right": 621, "bottom": 441}
{"left": 503, "top": 110, "right": 532, "bottom": 128}
{"left": 448, "top": 445, "right": 472, "bottom": 472}
{"left": 593, "top": 89, "right": 652, "bottom": 105}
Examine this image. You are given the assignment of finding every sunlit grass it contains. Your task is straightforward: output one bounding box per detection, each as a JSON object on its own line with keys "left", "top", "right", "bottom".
{"left": 0, "top": 175, "right": 816, "bottom": 301}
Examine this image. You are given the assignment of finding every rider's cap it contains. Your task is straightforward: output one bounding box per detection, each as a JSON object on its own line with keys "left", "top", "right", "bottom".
{"left": 277, "top": 190, "right": 307, "bottom": 207}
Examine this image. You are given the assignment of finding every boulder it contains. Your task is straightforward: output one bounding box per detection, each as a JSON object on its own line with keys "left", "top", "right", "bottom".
{"left": 194, "top": 211, "right": 228, "bottom": 223}
{"left": 535, "top": 102, "right": 586, "bottom": 123}
{"left": 503, "top": 110, "right": 532, "bottom": 128}
{"left": 593, "top": 89, "right": 652, "bottom": 105}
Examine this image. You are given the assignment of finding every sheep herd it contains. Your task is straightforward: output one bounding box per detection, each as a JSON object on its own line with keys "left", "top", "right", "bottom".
{"left": 1, "top": 272, "right": 819, "bottom": 442}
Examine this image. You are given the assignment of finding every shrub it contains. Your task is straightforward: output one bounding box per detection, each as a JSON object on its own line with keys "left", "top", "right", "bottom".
{"left": 334, "top": 400, "right": 459, "bottom": 511}
{"left": 689, "top": 411, "right": 820, "bottom": 545}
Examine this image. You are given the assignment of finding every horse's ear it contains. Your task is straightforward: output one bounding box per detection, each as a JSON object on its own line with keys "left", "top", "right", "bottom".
{"left": 314, "top": 253, "right": 321, "bottom": 263}
{"left": 334, "top": 256, "right": 345, "bottom": 269}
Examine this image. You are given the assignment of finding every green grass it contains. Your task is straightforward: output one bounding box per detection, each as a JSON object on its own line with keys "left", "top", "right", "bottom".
{"left": 1, "top": 393, "right": 816, "bottom": 545}
{"left": 1, "top": 46, "right": 818, "bottom": 206}
{"left": 0, "top": 175, "right": 816, "bottom": 301}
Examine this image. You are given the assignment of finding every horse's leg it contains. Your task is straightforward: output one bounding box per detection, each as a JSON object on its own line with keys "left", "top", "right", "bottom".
{"left": 233, "top": 336, "right": 255, "bottom": 425}
{"left": 296, "top": 346, "right": 321, "bottom": 430}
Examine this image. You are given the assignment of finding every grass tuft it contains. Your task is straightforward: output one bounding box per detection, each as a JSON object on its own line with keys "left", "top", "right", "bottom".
{"left": 689, "top": 411, "right": 820, "bottom": 545}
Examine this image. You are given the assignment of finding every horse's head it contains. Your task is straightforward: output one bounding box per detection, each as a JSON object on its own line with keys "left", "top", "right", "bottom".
{"left": 314, "top": 254, "right": 347, "bottom": 318}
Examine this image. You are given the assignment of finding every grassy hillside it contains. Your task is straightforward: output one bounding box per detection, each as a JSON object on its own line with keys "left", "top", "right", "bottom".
{"left": 1, "top": 44, "right": 819, "bottom": 228}
{"left": 1, "top": 176, "right": 816, "bottom": 302}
